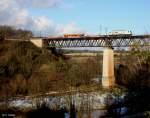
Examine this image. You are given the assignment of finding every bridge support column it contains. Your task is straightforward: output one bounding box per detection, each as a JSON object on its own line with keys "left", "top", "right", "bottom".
{"left": 102, "top": 48, "right": 115, "bottom": 88}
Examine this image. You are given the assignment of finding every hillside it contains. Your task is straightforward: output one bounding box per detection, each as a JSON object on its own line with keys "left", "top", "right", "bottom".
{"left": 0, "top": 40, "right": 102, "bottom": 97}
{"left": 0, "top": 40, "right": 63, "bottom": 96}
{"left": 0, "top": 40, "right": 59, "bottom": 76}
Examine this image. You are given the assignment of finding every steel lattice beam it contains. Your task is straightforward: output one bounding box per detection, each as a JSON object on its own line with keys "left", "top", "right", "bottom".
{"left": 43, "top": 35, "right": 150, "bottom": 48}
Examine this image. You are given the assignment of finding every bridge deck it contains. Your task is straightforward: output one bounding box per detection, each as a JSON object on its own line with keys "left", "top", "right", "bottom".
{"left": 43, "top": 35, "right": 150, "bottom": 47}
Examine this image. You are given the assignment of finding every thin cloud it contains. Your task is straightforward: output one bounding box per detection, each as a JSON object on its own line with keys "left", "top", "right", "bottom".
{"left": 15, "top": 0, "right": 63, "bottom": 8}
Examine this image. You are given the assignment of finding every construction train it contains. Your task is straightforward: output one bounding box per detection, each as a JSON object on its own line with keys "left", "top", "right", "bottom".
{"left": 63, "top": 30, "right": 132, "bottom": 38}
{"left": 47, "top": 30, "right": 132, "bottom": 38}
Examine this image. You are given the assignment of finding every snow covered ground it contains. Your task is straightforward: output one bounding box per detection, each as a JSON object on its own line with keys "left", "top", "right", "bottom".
{"left": 0, "top": 91, "right": 127, "bottom": 118}
{"left": 7, "top": 92, "right": 112, "bottom": 109}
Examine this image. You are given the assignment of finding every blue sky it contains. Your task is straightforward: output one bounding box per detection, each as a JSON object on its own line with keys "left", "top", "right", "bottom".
{"left": 0, "top": 0, "right": 150, "bottom": 35}
{"left": 29, "top": 0, "right": 150, "bottom": 35}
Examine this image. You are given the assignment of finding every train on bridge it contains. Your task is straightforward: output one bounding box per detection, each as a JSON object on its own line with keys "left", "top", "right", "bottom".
{"left": 64, "top": 34, "right": 85, "bottom": 38}
{"left": 62, "top": 30, "right": 132, "bottom": 38}
{"left": 108, "top": 30, "right": 132, "bottom": 36}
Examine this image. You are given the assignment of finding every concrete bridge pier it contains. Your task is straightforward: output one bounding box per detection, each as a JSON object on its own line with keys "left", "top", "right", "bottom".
{"left": 102, "top": 48, "right": 115, "bottom": 88}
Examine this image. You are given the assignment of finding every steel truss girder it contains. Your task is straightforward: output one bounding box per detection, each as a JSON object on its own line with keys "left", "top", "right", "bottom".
{"left": 43, "top": 37, "right": 150, "bottom": 48}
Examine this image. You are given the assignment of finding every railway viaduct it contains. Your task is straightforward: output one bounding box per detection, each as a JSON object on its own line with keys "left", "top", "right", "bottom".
{"left": 30, "top": 35, "right": 150, "bottom": 88}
